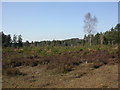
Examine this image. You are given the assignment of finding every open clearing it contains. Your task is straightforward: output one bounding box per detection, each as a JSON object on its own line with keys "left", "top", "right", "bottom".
{"left": 3, "top": 63, "right": 118, "bottom": 88}
{"left": 2, "top": 47, "right": 119, "bottom": 88}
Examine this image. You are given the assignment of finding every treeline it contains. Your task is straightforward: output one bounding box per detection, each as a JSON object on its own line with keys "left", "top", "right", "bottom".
{"left": 1, "top": 24, "right": 120, "bottom": 48}
{"left": 1, "top": 33, "right": 23, "bottom": 47}
{"left": 84, "top": 24, "right": 120, "bottom": 46}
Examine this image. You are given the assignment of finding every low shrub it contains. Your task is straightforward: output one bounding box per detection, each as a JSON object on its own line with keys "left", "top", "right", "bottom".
{"left": 79, "top": 48, "right": 83, "bottom": 51}
{"left": 3, "top": 67, "right": 26, "bottom": 76}
{"left": 72, "top": 61, "right": 80, "bottom": 66}
{"left": 112, "top": 55, "right": 115, "bottom": 58}
{"left": 58, "top": 64, "right": 73, "bottom": 73}
{"left": 93, "top": 62, "right": 103, "bottom": 69}
{"left": 63, "top": 65, "right": 73, "bottom": 73}
{"left": 11, "top": 61, "right": 22, "bottom": 67}
{"left": 31, "top": 61, "right": 38, "bottom": 67}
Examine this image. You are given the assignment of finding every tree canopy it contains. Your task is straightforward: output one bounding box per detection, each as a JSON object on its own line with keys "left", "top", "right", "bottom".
{"left": 1, "top": 24, "right": 120, "bottom": 48}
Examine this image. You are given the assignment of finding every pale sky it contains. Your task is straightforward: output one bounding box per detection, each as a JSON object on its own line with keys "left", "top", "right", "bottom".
{"left": 2, "top": 2, "right": 118, "bottom": 41}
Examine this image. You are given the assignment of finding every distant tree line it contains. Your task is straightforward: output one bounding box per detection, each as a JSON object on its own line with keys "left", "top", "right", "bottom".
{"left": 84, "top": 24, "right": 120, "bottom": 46}
{"left": 1, "top": 33, "right": 23, "bottom": 47}
{"left": 1, "top": 24, "right": 120, "bottom": 48}
{"left": 90, "top": 24, "right": 120, "bottom": 46}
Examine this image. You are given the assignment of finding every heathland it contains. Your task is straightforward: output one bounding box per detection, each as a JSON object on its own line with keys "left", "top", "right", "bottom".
{"left": 2, "top": 24, "right": 120, "bottom": 88}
